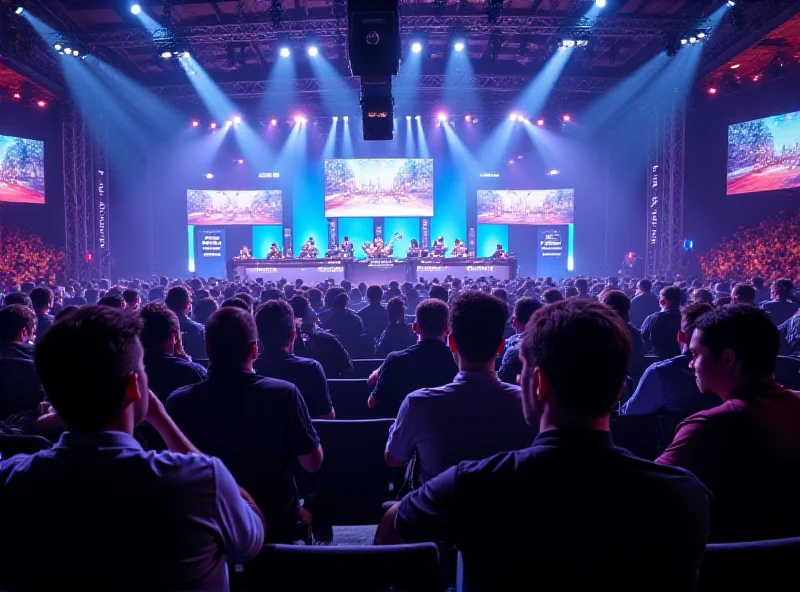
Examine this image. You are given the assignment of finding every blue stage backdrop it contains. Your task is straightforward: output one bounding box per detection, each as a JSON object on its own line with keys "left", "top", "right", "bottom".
{"left": 384, "top": 217, "right": 420, "bottom": 259}
{"left": 293, "top": 160, "right": 328, "bottom": 257}
{"left": 253, "top": 225, "right": 284, "bottom": 259}
{"left": 338, "top": 217, "right": 374, "bottom": 259}
{"left": 194, "top": 228, "right": 227, "bottom": 279}
{"left": 477, "top": 224, "right": 509, "bottom": 258}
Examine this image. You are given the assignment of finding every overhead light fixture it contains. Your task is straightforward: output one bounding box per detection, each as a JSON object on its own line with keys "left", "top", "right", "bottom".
{"left": 210, "top": 122, "right": 217, "bottom": 129}
{"left": 225, "top": 120, "right": 233, "bottom": 127}
{"left": 731, "top": 63, "right": 740, "bottom": 69}
{"left": 307, "top": 45, "right": 319, "bottom": 57}
{"left": 270, "top": 119, "right": 278, "bottom": 126}
{"left": 548, "top": 169, "right": 560, "bottom": 176}
{"left": 509, "top": 113, "right": 518, "bottom": 122}
{"left": 333, "top": 116, "right": 339, "bottom": 122}
{"left": 191, "top": 120, "right": 200, "bottom": 127}
{"left": 576, "top": 40, "right": 589, "bottom": 48}
{"left": 279, "top": 46, "right": 291, "bottom": 58}
{"left": 562, "top": 114, "right": 571, "bottom": 122}
{"left": 72, "top": 49, "right": 80, "bottom": 57}
{"left": 560, "top": 39, "right": 576, "bottom": 48}
{"left": 205, "top": 173, "right": 214, "bottom": 179}
{"left": 465, "top": 115, "right": 472, "bottom": 123}
{"left": 437, "top": 112, "right": 447, "bottom": 122}
{"left": 689, "top": 36, "right": 697, "bottom": 44}
{"left": 14, "top": 6, "right": 24, "bottom": 15}
{"left": 343, "top": 116, "right": 349, "bottom": 122}
{"left": 537, "top": 118, "right": 545, "bottom": 126}
{"left": 11, "top": 93, "right": 21, "bottom": 101}
{"left": 64, "top": 47, "right": 72, "bottom": 55}
{"left": 130, "top": 4, "right": 142, "bottom": 15}
{"left": 454, "top": 41, "right": 465, "bottom": 52}
{"left": 415, "top": 115, "right": 421, "bottom": 121}
{"left": 232, "top": 115, "right": 242, "bottom": 124}
{"left": 707, "top": 87, "right": 718, "bottom": 95}
{"left": 54, "top": 43, "right": 62, "bottom": 51}
{"left": 36, "top": 100, "right": 47, "bottom": 108}
{"left": 161, "top": 50, "right": 173, "bottom": 59}
{"left": 406, "top": 115, "right": 412, "bottom": 121}
{"left": 411, "top": 42, "right": 423, "bottom": 54}
{"left": 596, "top": 0, "right": 606, "bottom": 6}
{"left": 697, "top": 32, "right": 706, "bottom": 39}
{"left": 726, "top": 1, "right": 735, "bottom": 7}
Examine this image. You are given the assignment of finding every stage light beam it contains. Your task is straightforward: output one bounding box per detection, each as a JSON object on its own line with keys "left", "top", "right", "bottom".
{"left": 343, "top": 116, "right": 349, "bottom": 122}
{"left": 454, "top": 41, "right": 465, "bottom": 52}
{"left": 596, "top": 0, "right": 606, "bottom": 6}
{"left": 130, "top": 4, "right": 142, "bottom": 15}
{"left": 14, "top": 6, "right": 24, "bottom": 15}
{"left": 279, "top": 46, "right": 291, "bottom": 58}
{"left": 437, "top": 112, "right": 447, "bottom": 122}
{"left": 411, "top": 42, "right": 423, "bottom": 54}
{"left": 233, "top": 115, "right": 242, "bottom": 124}
{"left": 270, "top": 119, "right": 278, "bottom": 126}
{"left": 205, "top": 173, "right": 214, "bottom": 179}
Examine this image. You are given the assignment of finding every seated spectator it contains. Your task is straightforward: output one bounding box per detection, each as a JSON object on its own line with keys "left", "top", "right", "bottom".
{"left": 641, "top": 285, "right": 682, "bottom": 359}
{"left": 321, "top": 292, "right": 364, "bottom": 352}
{"left": 630, "top": 279, "right": 661, "bottom": 328}
{"left": 623, "top": 302, "right": 720, "bottom": 419}
{"left": 167, "top": 307, "right": 323, "bottom": 544}
{"left": 4, "top": 293, "right": 31, "bottom": 308}
{"left": 122, "top": 288, "right": 141, "bottom": 311}
{"left": 222, "top": 297, "right": 250, "bottom": 312}
{"left": 542, "top": 288, "right": 563, "bottom": 304}
{"left": 428, "top": 285, "right": 449, "bottom": 303}
{"left": 193, "top": 297, "right": 218, "bottom": 325}
{"left": 349, "top": 288, "right": 366, "bottom": 312}
{"left": 498, "top": 297, "right": 542, "bottom": 385}
{"left": 358, "top": 285, "right": 388, "bottom": 342}
{"left": 290, "top": 296, "right": 353, "bottom": 379}
{"left": 732, "top": 283, "right": 756, "bottom": 305}
{"left": 254, "top": 301, "right": 334, "bottom": 419}
{"left": 377, "top": 300, "right": 710, "bottom": 592}
{"left": 29, "top": 286, "right": 54, "bottom": 341}
{"left": 139, "top": 303, "right": 206, "bottom": 404}
{"left": 165, "top": 285, "right": 206, "bottom": 360}
{"left": 97, "top": 294, "right": 125, "bottom": 309}
{"left": 575, "top": 277, "right": 590, "bottom": 299}
{"left": 0, "top": 306, "right": 263, "bottom": 590}
{"left": 691, "top": 288, "right": 714, "bottom": 305}
{"left": 375, "top": 297, "right": 416, "bottom": 358}
{"left": 658, "top": 304, "right": 800, "bottom": 542}
{"left": 307, "top": 288, "right": 324, "bottom": 313}
{"left": 405, "top": 288, "right": 422, "bottom": 312}
{"left": 716, "top": 296, "right": 732, "bottom": 306}
{"left": 752, "top": 276, "right": 770, "bottom": 305}
{"left": 54, "top": 305, "right": 79, "bottom": 321}
{"left": 0, "top": 305, "right": 44, "bottom": 418}
{"left": 385, "top": 292, "right": 536, "bottom": 484}
{"left": 600, "top": 289, "right": 646, "bottom": 379}
{"left": 368, "top": 299, "right": 459, "bottom": 417}
{"left": 761, "top": 277, "right": 799, "bottom": 326}
{"left": 260, "top": 288, "right": 283, "bottom": 303}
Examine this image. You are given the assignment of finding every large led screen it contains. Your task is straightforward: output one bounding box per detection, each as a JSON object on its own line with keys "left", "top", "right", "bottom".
{"left": 0, "top": 134, "right": 45, "bottom": 204}
{"left": 324, "top": 158, "right": 434, "bottom": 217}
{"left": 477, "top": 189, "right": 574, "bottom": 225}
{"left": 187, "top": 189, "right": 282, "bottom": 225}
{"left": 728, "top": 110, "right": 800, "bottom": 195}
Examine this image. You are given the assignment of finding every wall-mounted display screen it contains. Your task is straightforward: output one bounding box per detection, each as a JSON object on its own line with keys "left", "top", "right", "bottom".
{"left": 0, "top": 134, "right": 45, "bottom": 204}
{"left": 727, "top": 110, "right": 800, "bottom": 195}
{"left": 324, "top": 158, "right": 434, "bottom": 217}
{"left": 187, "top": 189, "right": 282, "bottom": 225}
{"left": 477, "top": 189, "right": 574, "bottom": 225}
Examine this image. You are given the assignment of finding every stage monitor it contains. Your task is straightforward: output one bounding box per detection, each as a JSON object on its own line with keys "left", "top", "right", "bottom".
{"left": 0, "top": 134, "right": 45, "bottom": 204}
{"left": 477, "top": 189, "right": 574, "bottom": 225}
{"left": 187, "top": 189, "right": 282, "bottom": 225}
{"left": 727, "top": 109, "right": 800, "bottom": 196}
{"left": 324, "top": 158, "right": 434, "bottom": 217}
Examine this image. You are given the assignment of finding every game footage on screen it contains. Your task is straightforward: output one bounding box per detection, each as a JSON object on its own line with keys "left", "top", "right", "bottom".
{"left": 0, "top": 134, "right": 45, "bottom": 205}
{"left": 187, "top": 189, "right": 282, "bottom": 225}
{"left": 477, "top": 189, "right": 574, "bottom": 225}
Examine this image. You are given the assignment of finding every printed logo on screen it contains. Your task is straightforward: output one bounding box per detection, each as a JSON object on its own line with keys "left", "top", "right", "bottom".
{"left": 467, "top": 266, "right": 495, "bottom": 272}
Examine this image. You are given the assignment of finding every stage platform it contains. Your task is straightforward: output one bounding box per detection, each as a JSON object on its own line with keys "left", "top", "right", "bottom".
{"left": 228, "top": 257, "right": 517, "bottom": 284}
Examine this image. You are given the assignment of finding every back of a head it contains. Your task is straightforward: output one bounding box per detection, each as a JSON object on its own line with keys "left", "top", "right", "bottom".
{"left": 349, "top": 288, "right": 362, "bottom": 303}
{"left": 599, "top": 290, "right": 631, "bottom": 321}
{"left": 692, "top": 289, "right": 714, "bottom": 305}
{"left": 307, "top": 288, "right": 322, "bottom": 306}
{"left": 522, "top": 300, "right": 631, "bottom": 419}
{"left": 20, "top": 282, "right": 35, "bottom": 295}
{"left": 0, "top": 305, "right": 36, "bottom": 342}
{"left": 289, "top": 295, "right": 310, "bottom": 320}
{"left": 752, "top": 277, "right": 765, "bottom": 289}
{"left": 341, "top": 280, "right": 352, "bottom": 292}
{"left": 139, "top": 302, "right": 180, "bottom": 350}
{"left": 386, "top": 296, "right": 405, "bottom": 323}
{"left": 255, "top": 300, "right": 295, "bottom": 350}
{"left": 429, "top": 285, "right": 449, "bottom": 303}
{"left": 732, "top": 283, "right": 756, "bottom": 305}
{"left": 325, "top": 286, "right": 346, "bottom": 308}
{"left": 332, "top": 292, "right": 349, "bottom": 310}
{"left": 159, "top": 276, "right": 169, "bottom": 287}
{"left": 261, "top": 288, "right": 283, "bottom": 303}
{"left": 514, "top": 297, "right": 543, "bottom": 328}
{"left": 492, "top": 288, "right": 508, "bottom": 302}
{"left": 35, "top": 306, "right": 143, "bottom": 432}
{"left": 204, "top": 307, "right": 258, "bottom": 369}
{"left": 97, "top": 295, "right": 125, "bottom": 309}
{"left": 193, "top": 297, "right": 218, "bottom": 325}
{"left": 565, "top": 287, "right": 579, "bottom": 299}
{"left": 366, "top": 285, "right": 383, "bottom": 304}
{"left": 773, "top": 277, "right": 794, "bottom": 300}
{"left": 638, "top": 279, "right": 652, "bottom": 293}
{"left": 694, "top": 304, "right": 779, "bottom": 379}
{"left": 681, "top": 302, "right": 713, "bottom": 335}
{"left": 55, "top": 305, "right": 79, "bottom": 322}
{"left": 221, "top": 297, "right": 250, "bottom": 313}
{"left": 29, "top": 287, "right": 53, "bottom": 310}
{"left": 4, "top": 293, "right": 32, "bottom": 308}
{"left": 449, "top": 292, "right": 509, "bottom": 363}
{"left": 660, "top": 285, "right": 682, "bottom": 308}
{"left": 165, "top": 286, "right": 191, "bottom": 313}
{"left": 122, "top": 288, "right": 140, "bottom": 306}
{"left": 575, "top": 278, "right": 588, "bottom": 294}
{"left": 542, "top": 288, "right": 564, "bottom": 304}
{"left": 415, "top": 298, "right": 449, "bottom": 338}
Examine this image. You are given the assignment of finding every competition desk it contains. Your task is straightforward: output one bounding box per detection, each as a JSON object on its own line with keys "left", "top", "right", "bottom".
{"left": 410, "top": 257, "right": 517, "bottom": 282}
{"left": 349, "top": 258, "right": 413, "bottom": 285}
{"left": 228, "top": 259, "right": 349, "bottom": 284}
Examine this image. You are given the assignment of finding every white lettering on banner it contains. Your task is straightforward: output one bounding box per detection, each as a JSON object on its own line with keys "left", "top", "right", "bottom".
{"left": 97, "top": 169, "right": 106, "bottom": 249}
{"left": 467, "top": 266, "right": 495, "bottom": 272}
{"left": 417, "top": 266, "right": 443, "bottom": 272}
{"left": 257, "top": 172, "right": 281, "bottom": 179}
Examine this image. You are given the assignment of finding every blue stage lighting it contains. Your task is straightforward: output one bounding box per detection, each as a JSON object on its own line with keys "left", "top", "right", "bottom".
{"left": 54, "top": 43, "right": 62, "bottom": 51}
{"left": 332, "top": 116, "right": 339, "bottom": 122}
{"left": 279, "top": 46, "right": 291, "bottom": 58}
{"left": 160, "top": 50, "right": 173, "bottom": 59}
{"left": 205, "top": 173, "right": 214, "bottom": 180}
{"left": 683, "top": 239, "right": 694, "bottom": 252}
{"left": 307, "top": 45, "right": 319, "bottom": 57}
{"left": 596, "top": 0, "right": 606, "bottom": 7}
{"left": 726, "top": 1, "right": 735, "bottom": 6}
{"left": 343, "top": 116, "right": 349, "bottom": 122}
{"left": 454, "top": 41, "right": 465, "bottom": 52}
{"left": 233, "top": 115, "right": 242, "bottom": 124}
{"left": 415, "top": 115, "right": 421, "bottom": 121}
{"left": 411, "top": 42, "right": 423, "bottom": 54}
{"left": 130, "top": 4, "right": 142, "bottom": 15}
{"left": 406, "top": 115, "right": 412, "bottom": 121}
{"left": 14, "top": 6, "right": 24, "bottom": 15}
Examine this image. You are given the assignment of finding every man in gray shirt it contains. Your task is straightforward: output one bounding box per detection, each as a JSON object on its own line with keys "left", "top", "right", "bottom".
{"left": 385, "top": 291, "right": 536, "bottom": 483}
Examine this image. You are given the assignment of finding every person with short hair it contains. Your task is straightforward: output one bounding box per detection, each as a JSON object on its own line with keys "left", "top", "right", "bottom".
{"left": 29, "top": 286, "right": 54, "bottom": 341}
{"left": 290, "top": 296, "right": 353, "bottom": 379}
{"left": 731, "top": 283, "right": 756, "bottom": 305}
{"left": 375, "top": 297, "right": 416, "bottom": 358}
{"left": 641, "top": 285, "right": 683, "bottom": 359}
{"left": 658, "top": 304, "right": 800, "bottom": 542}
{"left": 542, "top": 288, "right": 563, "bottom": 304}
{"left": 498, "top": 297, "right": 542, "bottom": 385}
{"left": 368, "top": 299, "right": 459, "bottom": 417}
{"left": 0, "top": 304, "right": 44, "bottom": 418}
{"left": 193, "top": 297, "right": 218, "bottom": 325}
{"left": 122, "top": 288, "right": 141, "bottom": 311}
{"left": 97, "top": 294, "right": 125, "bottom": 309}
{"left": 691, "top": 288, "right": 714, "bottom": 305}
{"left": 358, "top": 285, "right": 388, "bottom": 342}
{"left": 376, "top": 300, "right": 710, "bottom": 592}
{"left": 385, "top": 292, "right": 536, "bottom": 483}
{"left": 760, "top": 277, "right": 799, "bottom": 326}
{"left": 630, "top": 278, "right": 660, "bottom": 328}
{"left": 600, "top": 289, "right": 646, "bottom": 379}
{"left": 0, "top": 306, "right": 264, "bottom": 590}
{"left": 321, "top": 292, "right": 364, "bottom": 355}
{"left": 165, "top": 285, "right": 206, "bottom": 360}
{"left": 254, "top": 300, "right": 334, "bottom": 419}
{"left": 752, "top": 276, "right": 770, "bottom": 305}
{"left": 167, "top": 307, "right": 323, "bottom": 544}
{"left": 428, "top": 285, "right": 449, "bottom": 303}
{"left": 3, "top": 293, "right": 31, "bottom": 308}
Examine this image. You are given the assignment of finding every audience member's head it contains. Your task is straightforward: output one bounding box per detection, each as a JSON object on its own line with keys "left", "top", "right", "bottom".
{"left": 677, "top": 302, "right": 712, "bottom": 353}
{"left": 97, "top": 295, "right": 125, "bottom": 309}
{"left": 771, "top": 278, "right": 794, "bottom": 301}
{"left": 732, "top": 283, "right": 757, "bottom": 305}
{"left": 565, "top": 287, "right": 579, "bottom": 298}
{"left": 637, "top": 279, "right": 652, "bottom": 294}
{"left": 512, "top": 297, "right": 542, "bottom": 334}
{"left": 255, "top": 300, "right": 296, "bottom": 352}
{"left": 521, "top": 300, "right": 631, "bottom": 427}
{"left": 386, "top": 296, "right": 405, "bottom": 325}
{"left": 332, "top": 292, "right": 349, "bottom": 310}
{"left": 600, "top": 290, "right": 632, "bottom": 323}
{"left": 715, "top": 296, "right": 732, "bottom": 307}
{"left": 349, "top": 288, "right": 363, "bottom": 305}
{"left": 54, "top": 305, "right": 79, "bottom": 322}
{"left": 29, "top": 287, "right": 53, "bottom": 314}
{"left": 690, "top": 304, "right": 779, "bottom": 400}
{"left": 165, "top": 286, "right": 192, "bottom": 316}
{"left": 660, "top": 286, "right": 682, "bottom": 310}
{"left": 752, "top": 276, "right": 765, "bottom": 290}
{"left": 260, "top": 288, "right": 283, "bottom": 303}
{"left": 429, "top": 285, "right": 449, "bottom": 303}
{"left": 35, "top": 306, "right": 147, "bottom": 433}
{"left": 289, "top": 296, "right": 311, "bottom": 326}
{"left": 204, "top": 307, "right": 258, "bottom": 371}
{"left": 193, "top": 297, "right": 218, "bottom": 325}
{"left": 307, "top": 288, "right": 323, "bottom": 309}
{"left": 0, "top": 305, "right": 36, "bottom": 343}
{"left": 324, "top": 287, "right": 346, "bottom": 309}
{"left": 366, "top": 285, "right": 383, "bottom": 305}
{"left": 4, "top": 293, "right": 32, "bottom": 308}
{"left": 575, "top": 278, "right": 588, "bottom": 296}
{"left": 542, "top": 288, "right": 564, "bottom": 304}
{"left": 413, "top": 298, "right": 449, "bottom": 341}
{"left": 448, "top": 292, "right": 509, "bottom": 368}
{"left": 221, "top": 297, "right": 250, "bottom": 312}
{"left": 139, "top": 302, "right": 180, "bottom": 354}
{"left": 691, "top": 288, "right": 714, "bottom": 305}
{"left": 122, "top": 288, "right": 141, "bottom": 311}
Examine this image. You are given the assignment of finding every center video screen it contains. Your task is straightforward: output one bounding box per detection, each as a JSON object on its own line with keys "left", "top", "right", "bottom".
{"left": 324, "top": 158, "right": 434, "bottom": 217}
{"left": 477, "top": 189, "right": 574, "bottom": 225}
{"left": 187, "top": 189, "right": 282, "bottom": 225}
{"left": 728, "top": 109, "right": 800, "bottom": 196}
{"left": 0, "top": 134, "right": 45, "bottom": 204}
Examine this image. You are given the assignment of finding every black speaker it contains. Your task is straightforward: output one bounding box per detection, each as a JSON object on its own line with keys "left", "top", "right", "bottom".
{"left": 347, "top": 0, "right": 400, "bottom": 77}
{"left": 361, "top": 96, "right": 394, "bottom": 141}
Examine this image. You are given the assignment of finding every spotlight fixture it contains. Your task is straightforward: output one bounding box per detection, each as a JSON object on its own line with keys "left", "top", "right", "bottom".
{"left": 680, "top": 38, "right": 688, "bottom": 45}
{"left": 454, "top": 41, "right": 465, "bottom": 52}
{"left": 333, "top": 116, "right": 339, "bottom": 122}
{"left": 11, "top": 93, "right": 21, "bottom": 101}
{"left": 233, "top": 115, "right": 242, "bottom": 124}
{"left": 536, "top": 118, "right": 545, "bottom": 126}
{"left": 72, "top": 49, "right": 80, "bottom": 57}
{"left": 465, "top": 115, "right": 472, "bottom": 123}
{"left": 237, "top": 159, "right": 244, "bottom": 164}
{"left": 161, "top": 50, "right": 173, "bottom": 59}
{"left": 576, "top": 40, "right": 589, "bottom": 48}
{"left": 54, "top": 43, "right": 62, "bottom": 51}
{"left": 596, "top": 0, "right": 606, "bottom": 6}
{"left": 205, "top": 173, "right": 214, "bottom": 179}
{"left": 752, "top": 74, "right": 761, "bottom": 82}
{"left": 406, "top": 115, "right": 412, "bottom": 121}
{"left": 307, "top": 45, "right": 319, "bottom": 57}
{"left": 14, "top": 6, "right": 24, "bottom": 15}
{"left": 225, "top": 120, "right": 233, "bottom": 128}
{"left": 548, "top": 169, "right": 560, "bottom": 176}
{"left": 36, "top": 100, "right": 47, "bottom": 108}
{"left": 279, "top": 46, "right": 291, "bottom": 58}
{"left": 294, "top": 115, "right": 306, "bottom": 124}
{"left": 411, "top": 42, "right": 423, "bottom": 54}
{"left": 689, "top": 36, "right": 697, "bottom": 44}
{"left": 343, "top": 116, "right": 349, "bottom": 123}
{"left": 64, "top": 47, "right": 72, "bottom": 55}
{"left": 210, "top": 122, "right": 217, "bottom": 129}
{"left": 731, "top": 63, "right": 740, "bottom": 69}
{"left": 270, "top": 119, "right": 278, "bottom": 126}
{"left": 697, "top": 32, "right": 706, "bottom": 39}
{"left": 522, "top": 118, "right": 530, "bottom": 124}
{"left": 437, "top": 112, "right": 448, "bottom": 122}
{"left": 560, "top": 39, "right": 576, "bottom": 49}
{"left": 726, "top": 1, "right": 735, "bottom": 7}
{"left": 707, "top": 87, "right": 718, "bottom": 95}
{"left": 130, "top": 4, "right": 142, "bottom": 15}
{"left": 191, "top": 120, "right": 200, "bottom": 127}
{"left": 509, "top": 113, "right": 518, "bottom": 122}
{"left": 415, "top": 115, "right": 421, "bottom": 121}
{"left": 562, "top": 114, "right": 571, "bottom": 122}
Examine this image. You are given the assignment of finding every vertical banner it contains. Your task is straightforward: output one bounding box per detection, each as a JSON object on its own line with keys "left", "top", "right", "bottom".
{"left": 420, "top": 218, "right": 430, "bottom": 250}
{"left": 646, "top": 164, "right": 660, "bottom": 277}
{"left": 467, "top": 226, "right": 476, "bottom": 257}
{"left": 537, "top": 226, "right": 567, "bottom": 279}
{"left": 327, "top": 219, "right": 338, "bottom": 252}
{"left": 283, "top": 226, "right": 293, "bottom": 257}
{"left": 195, "top": 229, "right": 226, "bottom": 279}
{"left": 95, "top": 143, "right": 109, "bottom": 279}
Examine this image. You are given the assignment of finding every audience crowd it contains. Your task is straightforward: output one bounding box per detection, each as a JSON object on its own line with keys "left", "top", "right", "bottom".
{"left": 0, "top": 228, "right": 65, "bottom": 289}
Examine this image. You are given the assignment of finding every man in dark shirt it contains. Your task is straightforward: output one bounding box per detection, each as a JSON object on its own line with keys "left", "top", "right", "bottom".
{"left": 641, "top": 285, "right": 682, "bottom": 359}
{"left": 139, "top": 303, "right": 207, "bottom": 403}
{"left": 752, "top": 276, "right": 770, "bottom": 305}
{"left": 630, "top": 279, "right": 661, "bottom": 328}
{"left": 376, "top": 300, "right": 710, "bottom": 592}
{"left": 658, "top": 304, "right": 800, "bottom": 542}
{"left": 760, "top": 277, "right": 799, "bottom": 326}
{"left": 0, "top": 305, "right": 44, "bottom": 418}
{"left": 290, "top": 296, "right": 353, "bottom": 378}
{"left": 357, "top": 285, "right": 388, "bottom": 342}
{"left": 168, "top": 307, "right": 323, "bottom": 543}
{"left": 321, "top": 292, "right": 364, "bottom": 354}
{"left": 368, "top": 299, "right": 459, "bottom": 417}
{"left": 600, "top": 289, "right": 646, "bottom": 379}
{"left": 498, "top": 297, "right": 541, "bottom": 384}
{"left": 29, "top": 286, "right": 54, "bottom": 342}
{"left": 165, "top": 285, "right": 206, "bottom": 360}
{"left": 0, "top": 306, "right": 263, "bottom": 591}
{"left": 376, "top": 297, "right": 416, "bottom": 357}
{"left": 254, "top": 300, "right": 334, "bottom": 418}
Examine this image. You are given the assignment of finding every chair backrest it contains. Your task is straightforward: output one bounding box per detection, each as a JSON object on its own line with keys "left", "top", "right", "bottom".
{"left": 698, "top": 537, "right": 800, "bottom": 590}
{"left": 327, "top": 379, "right": 376, "bottom": 420}
{"left": 349, "top": 358, "right": 385, "bottom": 379}
{"left": 256, "top": 543, "right": 441, "bottom": 592}
{"left": 0, "top": 433, "right": 53, "bottom": 459}
{"left": 192, "top": 358, "right": 210, "bottom": 369}
{"left": 610, "top": 414, "right": 662, "bottom": 460}
{"left": 311, "top": 419, "right": 396, "bottom": 524}
{"left": 776, "top": 355, "right": 800, "bottom": 390}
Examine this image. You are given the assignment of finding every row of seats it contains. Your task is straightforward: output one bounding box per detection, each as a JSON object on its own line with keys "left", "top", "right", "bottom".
{"left": 192, "top": 358, "right": 386, "bottom": 379}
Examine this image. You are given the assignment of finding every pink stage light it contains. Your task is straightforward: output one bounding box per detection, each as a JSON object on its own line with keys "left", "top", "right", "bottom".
{"left": 210, "top": 122, "right": 217, "bottom": 129}
{"left": 294, "top": 115, "right": 307, "bottom": 124}
{"left": 270, "top": 119, "right": 278, "bottom": 126}
{"left": 437, "top": 112, "right": 447, "bottom": 122}
{"left": 707, "top": 87, "right": 718, "bottom": 95}
{"left": 562, "top": 114, "right": 571, "bottom": 122}
{"left": 37, "top": 100, "right": 47, "bottom": 108}
{"left": 191, "top": 120, "right": 200, "bottom": 127}
{"left": 536, "top": 118, "right": 545, "bottom": 126}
